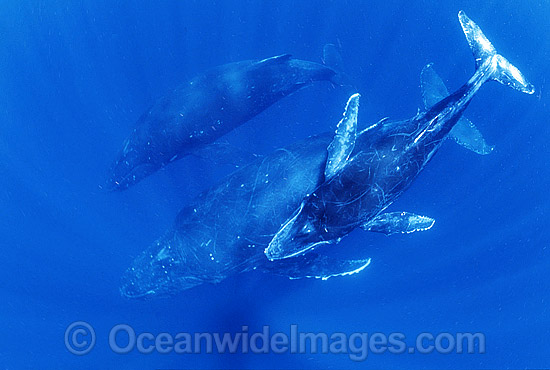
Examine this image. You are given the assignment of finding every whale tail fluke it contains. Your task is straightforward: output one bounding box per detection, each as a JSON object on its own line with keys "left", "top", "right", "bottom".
{"left": 322, "top": 44, "right": 343, "bottom": 72}
{"left": 458, "top": 10, "right": 534, "bottom": 95}
{"left": 322, "top": 43, "right": 353, "bottom": 87}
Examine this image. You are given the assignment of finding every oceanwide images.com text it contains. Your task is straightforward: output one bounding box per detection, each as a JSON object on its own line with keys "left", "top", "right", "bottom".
{"left": 65, "top": 322, "right": 486, "bottom": 361}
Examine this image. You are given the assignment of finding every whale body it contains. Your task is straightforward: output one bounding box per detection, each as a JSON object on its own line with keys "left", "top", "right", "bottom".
{"left": 120, "top": 12, "right": 534, "bottom": 298}
{"left": 120, "top": 130, "right": 370, "bottom": 299}
{"left": 108, "top": 54, "right": 338, "bottom": 190}
{"left": 266, "top": 12, "right": 534, "bottom": 261}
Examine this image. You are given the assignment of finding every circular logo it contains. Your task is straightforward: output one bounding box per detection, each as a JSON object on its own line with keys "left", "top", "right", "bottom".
{"left": 64, "top": 321, "right": 96, "bottom": 355}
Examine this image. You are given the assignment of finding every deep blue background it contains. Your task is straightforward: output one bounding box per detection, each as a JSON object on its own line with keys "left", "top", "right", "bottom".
{"left": 1, "top": 0, "right": 549, "bottom": 368}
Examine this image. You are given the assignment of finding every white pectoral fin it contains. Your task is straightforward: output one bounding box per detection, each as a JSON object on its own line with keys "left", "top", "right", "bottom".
{"left": 362, "top": 212, "right": 435, "bottom": 235}
{"left": 324, "top": 93, "right": 360, "bottom": 180}
{"left": 449, "top": 117, "right": 494, "bottom": 155}
{"left": 266, "top": 253, "right": 371, "bottom": 281}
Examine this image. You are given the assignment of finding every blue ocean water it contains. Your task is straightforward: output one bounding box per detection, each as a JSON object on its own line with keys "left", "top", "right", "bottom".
{"left": 1, "top": 0, "right": 549, "bottom": 369}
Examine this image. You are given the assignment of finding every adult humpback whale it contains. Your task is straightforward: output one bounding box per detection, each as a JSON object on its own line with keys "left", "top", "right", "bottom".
{"left": 265, "top": 11, "right": 534, "bottom": 260}
{"left": 120, "top": 129, "right": 369, "bottom": 299}
{"left": 107, "top": 53, "right": 339, "bottom": 190}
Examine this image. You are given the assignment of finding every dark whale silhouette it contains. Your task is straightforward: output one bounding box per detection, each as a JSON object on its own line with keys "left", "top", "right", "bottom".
{"left": 108, "top": 54, "right": 339, "bottom": 190}
{"left": 266, "top": 11, "right": 534, "bottom": 260}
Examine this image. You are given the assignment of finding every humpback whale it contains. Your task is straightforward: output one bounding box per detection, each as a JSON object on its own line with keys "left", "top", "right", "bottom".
{"left": 120, "top": 11, "right": 533, "bottom": 298}
{"left": 120, "top": 119, "right": 370, "bottom": 299}
{"left": 265, "top": 11, "right": 534, "bottom": 261}
{"left": 107, "top": 54, "right": 340, "bottom": 190}
{"left": 119, "top": 77, "right": 488, "bottom": 299}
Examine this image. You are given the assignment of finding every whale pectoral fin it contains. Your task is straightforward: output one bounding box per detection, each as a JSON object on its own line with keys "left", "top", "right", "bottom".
{"left": 421, "top": 63, "right": 493, "bottom": 155}
{"left": 449, "top": 117, "right": 494, "bottom": 155}
{"left": 191, "top": 142, "right": 262, "bottom": 167}
{"left": 255, "top": 54, "right": 292, "bottom": 67}
{"left": 362, "top": 212, "right": 435, "bottom": 235}
{"left": 325, "top": 93, "right": 360, "bottom": 180}
{"left": 266, "top": 253, "right": 371, "bottom": 281}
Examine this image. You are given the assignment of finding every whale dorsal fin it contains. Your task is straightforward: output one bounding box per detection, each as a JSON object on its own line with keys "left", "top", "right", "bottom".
{"left": 256, "top": 54, "right": 292, "bottom": 67}
{"left": 325, "top": 93, "right": 360, "bottom": 181}
{"left": 421, "top": 64, "right": 493, "bottom": 155}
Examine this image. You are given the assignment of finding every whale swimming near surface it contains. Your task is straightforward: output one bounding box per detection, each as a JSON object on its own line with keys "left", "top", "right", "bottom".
{"left": 107, "top": 52, "right": 341, "bottom": 190}
{"left": 265, "top": 11, "right": 534, "bottom": 261}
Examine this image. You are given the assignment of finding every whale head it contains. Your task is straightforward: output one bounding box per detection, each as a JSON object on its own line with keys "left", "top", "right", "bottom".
{"left": 120, "top": 233, "right": 205, "bottom": 299}
{"left": 105, "top": 141, "right": 161, "bottom": 191}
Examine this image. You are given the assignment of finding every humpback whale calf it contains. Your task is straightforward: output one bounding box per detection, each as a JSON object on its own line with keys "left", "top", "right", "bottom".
{"left": 266, "top": 11, "right": 534, "bottom": 260}
{"left": 120, "top": 105, "right": 369, "bottom": 298}
{"left": 108, "top": 53, "right": 340, "bottom": 190}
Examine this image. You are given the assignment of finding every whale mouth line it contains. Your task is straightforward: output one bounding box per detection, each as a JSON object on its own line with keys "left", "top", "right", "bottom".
{"left": 120, "top": 289, "right": 157, "bottom": 300}
{"left": 107, "top": 162, "right": 160, "bottom": 191}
